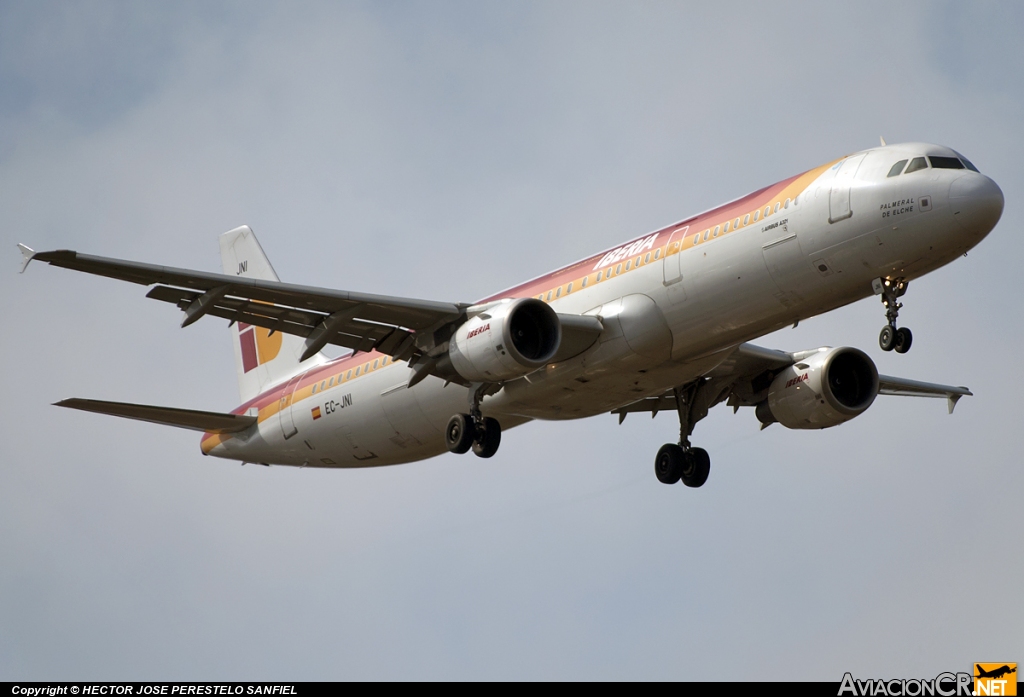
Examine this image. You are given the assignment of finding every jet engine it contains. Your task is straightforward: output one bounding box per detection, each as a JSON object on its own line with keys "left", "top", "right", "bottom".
{"left": 448, "top": 298, "right": 561, "bottom": 382}
{"left": 756, "top": 347, "right": 879, "bottom": 429}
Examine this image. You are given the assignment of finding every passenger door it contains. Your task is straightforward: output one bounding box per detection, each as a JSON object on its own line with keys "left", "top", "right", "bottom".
{"left": 829, "top": 154, "right": 866, "bottom": 223}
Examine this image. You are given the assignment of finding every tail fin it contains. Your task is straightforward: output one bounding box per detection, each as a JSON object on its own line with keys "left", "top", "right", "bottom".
{"left": 219, "top": 226, "right": 326, "bottom": 403}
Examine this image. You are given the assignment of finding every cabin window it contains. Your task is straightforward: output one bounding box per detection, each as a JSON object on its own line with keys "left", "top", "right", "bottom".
{"left": 724, "top": 222, "right": 730, "bottom": 233}
{"left": 329, "top": 377, "right": 334, "bottom": 387}
{"left": 615, "top": 264, "right": 622, "bottom": 275}
{"left": 383, "top": 357, "right": 389, "bottom": 366}
{"left": 644, "top": 252, "right": 651, "bottom": 264}
{"left": 753, "top": 210, "right": 760, "bottom": 222}
{"left": 346, "top": 370, "right": 352, "bottom": 380}
{"left": 887, "top": 160, "right": 908, "bottom": 177}
{"left": 929, "top": 156, "right": 965, "bottom": 170}
{"left": 581, "top": 276, "right": 588, "bottom": 288}
{"left": 774, "top": 202, "right": 781, "bottom": 214}
{"left": 905, "top": 157, "right": 928, "bottom": 174}
{"left": 635, "top": 256, "right": 641, "bottom": 267}
{"left": 625, "top": 260, "right": 632, "bottom": 270}
{"left": 693, "top": 235, "right": 699, "bottom": 245}
{"left": 567, "top": 282, "right": 573, "bottom": 293}
{"left": 713, "top": 225, "right": 720, "bottom": 237}
{"left": 784, "top": 198, "right": 791, "bottom": 209}
{"left": 654, "top": 249, "right": 661, "bottom": 260}
{"left": 555, "top": 287, "right": 562, "bottom": 298}
{"left": 703, "top": 230, "right": 710, "bottom": 241}
{"left": 320, "top": 381, "right": 326, "bottom": 391}
{"left": 546, "top": 291, "right": 552, "bottom": 301}
{"left": 311, "top": 383, "right": 318, "bottom": 394}
{"left": 764, "top": 206, "right": 771, "bottom": 217}
{"left": 734, "top": 217, "right": 741, "bottom": 228}
{"left": 355, "top": 366, "right": 361, "bottom": 376}
{"left": 743, "top": 214, "right": 750, "bottom": 225}
{"left": 596, "top": 271, "right": 603, "bottom": 282}
{"left": 373, "top": 359, "right": 379, "bottom": 370}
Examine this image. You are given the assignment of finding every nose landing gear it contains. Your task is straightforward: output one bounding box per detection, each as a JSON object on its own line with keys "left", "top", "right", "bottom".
{"left": 445, "top": 383, "right": 503, "bottom": 459}
{"left": 875, "top": 277, "right": 913, "bottom": 354}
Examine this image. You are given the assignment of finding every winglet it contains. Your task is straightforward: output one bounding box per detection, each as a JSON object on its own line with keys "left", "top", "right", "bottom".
{"left": 948, "top": 394, "right": 963, "bottom": 414}
{"left": 17, "top": 243, "right": 35, "bottom": 274}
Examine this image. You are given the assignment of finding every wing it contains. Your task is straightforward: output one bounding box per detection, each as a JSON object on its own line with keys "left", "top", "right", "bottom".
{"left": 20, "top": 245, "right": 604, "bottom": 383}
{"left": 612, "top": 342, "right": 973, "bottom": 419}
{"left": 877, "top": 375, "right": 972, "bottom": 413}
{"left": 22, "top": 246, "right": 467, "bottom": 363}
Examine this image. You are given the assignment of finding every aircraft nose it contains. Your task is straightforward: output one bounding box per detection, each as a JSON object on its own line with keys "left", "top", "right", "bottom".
{"left": 949, "top": 173, "right": 1004, "bottom": 235}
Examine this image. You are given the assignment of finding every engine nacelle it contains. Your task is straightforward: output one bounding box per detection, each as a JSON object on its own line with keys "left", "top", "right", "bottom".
{"left": 448, "top": 298, "right": 561, "bottom": 382}
{"left": 759, "top": 347, "right": 879, "bottom": 430}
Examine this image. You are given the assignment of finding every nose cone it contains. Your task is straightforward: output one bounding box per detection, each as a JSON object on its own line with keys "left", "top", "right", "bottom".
{"left": 950, "top": 173, "right": 1004, "bottom": 236}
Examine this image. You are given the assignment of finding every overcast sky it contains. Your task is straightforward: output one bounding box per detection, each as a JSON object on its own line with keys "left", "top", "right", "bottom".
{"left": 2, "top": 1, "right": 1021, "bottom": 680}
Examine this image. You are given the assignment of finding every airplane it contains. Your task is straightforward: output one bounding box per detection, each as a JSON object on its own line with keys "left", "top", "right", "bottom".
{"left": 975, "top": 665, "right": 1016, "bottom": 680}
{"left": 19, "top": 141, "right": 1003, "bottom": 487}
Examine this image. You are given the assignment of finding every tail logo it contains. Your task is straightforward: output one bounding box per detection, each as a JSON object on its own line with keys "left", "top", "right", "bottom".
{"left": 239, "top": 323, "right": 282, "bottom": 373}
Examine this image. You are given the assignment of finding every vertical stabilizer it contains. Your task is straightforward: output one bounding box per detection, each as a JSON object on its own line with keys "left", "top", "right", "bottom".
{"left": 219, "top": 226, "right": 326, "bottom": 403}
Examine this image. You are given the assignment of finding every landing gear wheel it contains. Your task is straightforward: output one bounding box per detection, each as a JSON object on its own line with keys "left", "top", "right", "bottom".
{"left": 879, "top": 325, "right": 896, "bottom": 352}
{"left": 894, "top": 327, "right": 913, "bottom": 354}
{"left": 655, "top": 444, "right": 684, "bottom": 484}
{"left": 681, "top": 447, "right": 710, "bottom": 488}
{"left": 445, "top": 414, "right": 476, "bottom": 454}
{"left": 471, "top": 417, "right": 502, "bottom": 458}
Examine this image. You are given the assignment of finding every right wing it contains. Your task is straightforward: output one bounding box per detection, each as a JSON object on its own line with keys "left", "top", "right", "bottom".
{"left": 22, "top": 246, "right": 467, "bottom": 363}
{"left": 20, "top": 245, "right": 604, "bottom": 379}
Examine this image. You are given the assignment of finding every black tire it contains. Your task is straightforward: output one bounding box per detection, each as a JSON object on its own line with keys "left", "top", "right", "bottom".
{"left": 879, "top": 325, "right": 896, "bottom": 352}
{"left": 472, "top": 417, "right": 501, "bottom": 458}
{"left": 445, "top": 414, "right": 476, "bottom": 454}
{"left": 655, "top": 444, "right": 684, "bottom": 484}
{"left": 681, "top": 447, "right": 711, "bottom": 488}
{"left": 894, "top": 327, "right": 913, "bottom": 354}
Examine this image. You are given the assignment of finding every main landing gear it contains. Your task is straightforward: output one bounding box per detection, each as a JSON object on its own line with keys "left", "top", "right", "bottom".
{"left": 445, "top": 384, "right": 502, "bottom": 459}
{"left": 876, "top": 277, "right": 912, "bottom": 354}
{"left": 654, "top": 383, "right": 713, "bottom": 488}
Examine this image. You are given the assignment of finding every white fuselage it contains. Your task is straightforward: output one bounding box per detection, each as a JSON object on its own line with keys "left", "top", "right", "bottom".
{"left": 202, "top": 143, "right": 1002, "bottom": 467}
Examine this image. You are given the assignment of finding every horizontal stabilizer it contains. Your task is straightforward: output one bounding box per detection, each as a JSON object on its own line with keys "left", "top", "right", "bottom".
{"left": 55, "top": 398, "right": 257, "bottom": 433}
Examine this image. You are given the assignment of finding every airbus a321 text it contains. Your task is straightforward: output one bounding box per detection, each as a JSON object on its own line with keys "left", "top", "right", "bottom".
{"left": 20, "top": 142, "right": 1003, "bottom": 487}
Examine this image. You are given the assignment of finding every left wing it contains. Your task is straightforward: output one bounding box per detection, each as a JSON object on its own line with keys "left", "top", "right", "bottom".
{"left": 21, "top": 245, "right": 467, "bottom": 363}
{"left": 876, "top": 375, "right": 972, "bottom": 414}
{"left": 613, "top": 342, "right": 972, "bottom": 419}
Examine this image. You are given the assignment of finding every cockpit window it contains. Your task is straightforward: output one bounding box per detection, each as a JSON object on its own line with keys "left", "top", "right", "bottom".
{"left": 887, "top": 160, "right": 908, "bottom": 177}
{"left": 929, "top": 156, "right": 965, "bottom": 170}
{"left": 954, "top": 152, "right": 980, "bottom": 172}
{"left": 904, "top": 157, "right": 928, "bottom": 174}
